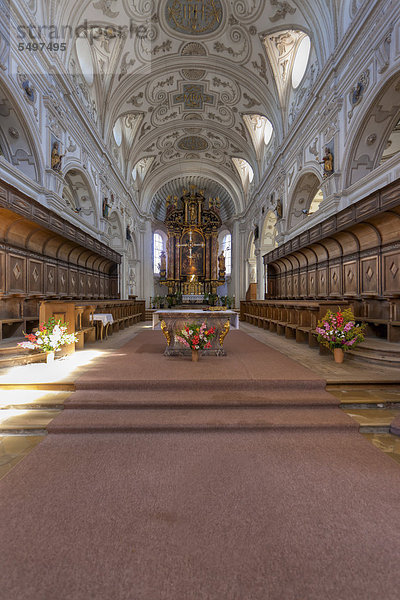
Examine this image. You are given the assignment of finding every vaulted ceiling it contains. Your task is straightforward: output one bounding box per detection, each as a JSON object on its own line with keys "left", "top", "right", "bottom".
{"left": 43, "top": 0, "right": 357, "bottom": 219}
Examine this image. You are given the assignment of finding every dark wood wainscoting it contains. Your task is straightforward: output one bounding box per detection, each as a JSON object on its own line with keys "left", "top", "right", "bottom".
{"left": 262, "top": 179, "right": 400, "bottom": 343}
{"left": 0, "top": 180, "right": 121, "bottom": 340}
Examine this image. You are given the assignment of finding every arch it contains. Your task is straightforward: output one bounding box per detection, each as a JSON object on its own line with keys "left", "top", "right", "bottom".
{"left": 153, "top": 228, "right": 167, "bottom": 275}
{"left": 287, "top": 171, "right": 321, "bottom": 230}
{"left": 143, "top": 163, "right": 244, "bottom": 217}
{"left": 62, "top": 167, "right": 98, "bottom": 229}
{"left": 0, "top": 81, "right": 43, "bottom": 183}
{"left": 218, "top": 228, "right": 232, "bottom": 277}
{"left": 344, "top": 71, "right": 400, "bottom": 188}
{"left": 107, "top": 210, "right": 124, "bottom": 252}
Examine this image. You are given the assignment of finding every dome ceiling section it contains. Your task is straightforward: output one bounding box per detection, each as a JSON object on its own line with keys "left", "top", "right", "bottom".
{"left": 124, "top": 114, "right": 257, "bottom": 193}
{"left": 151, "top": 176, "right": 236, "bottom": 223}
{"left": 110, "top": 64, "right": 263, "bottom": 186}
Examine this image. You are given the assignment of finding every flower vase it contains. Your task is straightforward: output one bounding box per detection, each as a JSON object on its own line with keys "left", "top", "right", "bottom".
{"left": 46, "top": 351, "right": 55, "bottom": 365}
{"left": 333, "top": 348, "right": 344, "bottom": 364}
{"left": 191, "top": 349, "right": 199, "bottom": 362}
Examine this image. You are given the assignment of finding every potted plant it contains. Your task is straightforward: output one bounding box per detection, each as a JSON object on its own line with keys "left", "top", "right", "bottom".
{"left": 18, "top": 317, "right": 78, "bottom": 364}
{"left": 316, "top": 309, "right": 366, "bottom": 363}
{"left": 175, "top": 322, "right": 216, "bottom": 362}
{"left": 226, "top": 295, "right": 233, "bottom": 309}
{"left": 208, "top": 293, "right": 218, "bottom": 307}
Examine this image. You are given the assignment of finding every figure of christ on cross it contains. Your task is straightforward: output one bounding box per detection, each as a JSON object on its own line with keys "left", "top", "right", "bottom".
{"left": 178, "top": 229, "right": 205, "bottom": 276}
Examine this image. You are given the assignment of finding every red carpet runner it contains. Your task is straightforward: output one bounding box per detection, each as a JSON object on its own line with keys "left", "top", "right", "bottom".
{"left": 1, "top": 330, "right": 399, "bottom": 599}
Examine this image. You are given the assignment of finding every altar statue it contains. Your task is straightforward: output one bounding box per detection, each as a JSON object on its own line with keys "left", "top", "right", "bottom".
{"left": 218, "top": 250, "right": 225, "bottom": 272}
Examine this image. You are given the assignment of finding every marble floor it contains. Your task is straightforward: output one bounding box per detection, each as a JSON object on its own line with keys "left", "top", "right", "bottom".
{"left": 0, "top": 321, "right": 399, "bottom": 481}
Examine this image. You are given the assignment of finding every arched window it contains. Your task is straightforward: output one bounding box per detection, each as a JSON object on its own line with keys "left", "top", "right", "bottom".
{"left": 292, "top": 35, "right": 311, "bottom": 89}
{"left": 153, "top": 232, "right": 165, "bottom": 274}
{"left": 222, "top": 233, "right": 232, "bottom": 276}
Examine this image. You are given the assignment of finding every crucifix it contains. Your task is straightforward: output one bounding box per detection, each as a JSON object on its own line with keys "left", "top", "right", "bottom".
{"left": 177, "top": 229, "right": 205, "bottom": 265}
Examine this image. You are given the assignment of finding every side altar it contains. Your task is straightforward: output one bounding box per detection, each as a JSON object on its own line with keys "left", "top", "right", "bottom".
{"left": 153, "top": 309, "right": 239, "bottom": 356}
{"left": 159, "top": 186, "right": 226, "bottom": 298}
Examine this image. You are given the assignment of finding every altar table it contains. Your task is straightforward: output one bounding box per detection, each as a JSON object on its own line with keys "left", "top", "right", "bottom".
{"left": 153, "top": 309, "right": 239, "bottom": 356}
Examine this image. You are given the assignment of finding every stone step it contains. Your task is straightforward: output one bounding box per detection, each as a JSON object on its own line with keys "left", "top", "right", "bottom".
{"left": 341, "top": 407, "right": 400, "bottom": 428}
{"left": 48, "top": 406, "right": 357, "bottom": 433}
{"left": 0, "top": 408, "right": 61, "bottom": 432}
{"left": 348, "top": 338, "right": 400, "bottom": 366}
{"left": 0, "top": 390, "right": 72, "bottom": 409}
{"left": 64, "top": 387, "right": 337, "bottom": 408}
{"left": 0, "top": 352, "right": 46, "bottom": 369}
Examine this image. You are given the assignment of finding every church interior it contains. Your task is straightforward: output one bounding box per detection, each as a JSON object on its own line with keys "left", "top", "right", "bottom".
{"left": 1, "top": 1, "right": 400, "bottom": 598}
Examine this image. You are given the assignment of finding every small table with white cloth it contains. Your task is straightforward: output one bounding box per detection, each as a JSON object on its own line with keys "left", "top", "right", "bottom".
{"left": 90, "top": 313, "right": 114, "bottom": 340}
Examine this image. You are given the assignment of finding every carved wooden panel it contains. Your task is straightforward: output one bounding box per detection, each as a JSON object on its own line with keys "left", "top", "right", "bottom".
{"left": 86, "top": 273, "right": 93, "bottom": 297}
{"left": 93, "top": 275, "right": 99, "bottom": 297}
{"left": 343, "top": 261, "right": 358, "bottom": 296}
{"left": 383, "top": 251, "right": 400, "bottom": 295}
{"left": 356, "top": 195, "right": 379, "bottom": 219}
{"left": 300, "top": 271, "right": 307, "bottom": 296}
{"left": 321, "top": 218, "right": 336, "bottom": 236}
{"left": 293, "top": 274, "right": 299, "bottom": 296}
{"left": 308, "top": 270, "right": 316, "bottom": 297}
{"left": 69, "top": 270, "right": 78, "bottom": 296}
{"left": 28, "top": 259, "right": 43, "bottom": 294}
{"left": 58, "top": 267, "right": 68, "bottom": 296}
{"left": 361, "top": 256, "right": 379, "bottom": 295}
{"left": 45, "top": 263, "right": 57, "bottom": 295}
{"left": 286, "top": 274, "right": 293, "bottom": 297}
{"left": 329, "top": 265, "right": 341, "bottom": 296}
{"left": 0, "top": 251, "right": 5, "bottom": 293}
{"left": 10, "top": 194, "right": 31, "bottom": 217}
{"left": 318, "top": 268, "right": 328, "bottom": 297}
{"left": 7, "top": 254, "right": 26, "bottom": 294}
{"left": 79, "top": 272, "right": 86, "bottom": 296}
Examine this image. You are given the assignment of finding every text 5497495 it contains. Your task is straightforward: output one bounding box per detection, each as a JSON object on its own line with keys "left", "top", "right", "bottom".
{"left": 18, "top": 42, "right": 66, "bottom": 52}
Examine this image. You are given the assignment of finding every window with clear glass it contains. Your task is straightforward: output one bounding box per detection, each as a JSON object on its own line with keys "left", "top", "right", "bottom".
{"left": 154, "top": 232, "right": 164, "bottom": 274}
{"left": 222, "top": 234, "right": 232, "bottom": 276}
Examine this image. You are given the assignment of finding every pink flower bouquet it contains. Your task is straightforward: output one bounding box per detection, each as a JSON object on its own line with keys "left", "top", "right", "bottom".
{"left": 316, "top": 309, "right": 365, "bottom": 351}
{"left": 175, "top": 322, "right": 216, "bottom": 351}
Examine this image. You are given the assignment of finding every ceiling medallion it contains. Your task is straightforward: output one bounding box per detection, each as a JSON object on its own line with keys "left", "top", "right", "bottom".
{"left": 178, "top": 136, "right": 209, "bottom": 151}
{"left": 181, "top": 42, "right": 207, "bottom": 56}
{"left": 166, "top": 0, "right": 223, "bottom": 36}
{"left": 173, "top": 84, "right": 214, "bottom": 110}
{"left": 181, "top": 68, "right": 206, "bottom": 80}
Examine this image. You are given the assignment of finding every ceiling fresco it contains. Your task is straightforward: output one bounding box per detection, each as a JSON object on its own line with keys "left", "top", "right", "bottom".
{"left": 43, "top": 0, "right": 335, "bottom": 218}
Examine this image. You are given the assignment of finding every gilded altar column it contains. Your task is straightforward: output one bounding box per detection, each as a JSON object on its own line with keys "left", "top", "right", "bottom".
{"left": 174, "top": 233, "right": 180, "bottom": 282}
{"left": 205, "top": 233, "right": 211, "bottom": 280}
{"left": 211, "top": 231, "right": 218, "bottom": 281}
{"left": 167, "top": 233, "right": 174, "bottom": 280}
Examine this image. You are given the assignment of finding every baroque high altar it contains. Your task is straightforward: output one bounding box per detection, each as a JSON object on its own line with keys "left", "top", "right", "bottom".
{"left": 159, "top": 186, "right": 225, "bottom": 296}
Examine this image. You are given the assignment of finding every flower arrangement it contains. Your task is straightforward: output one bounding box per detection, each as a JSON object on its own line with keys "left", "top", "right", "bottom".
{"left": 175, "top": 322, "right": 216, "bottom": 350}
{"left": 316, "top": 309, "right": 366, "bottom": 351}
{"left": 18, "top": 317, "right": 78, "bottom": 352}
